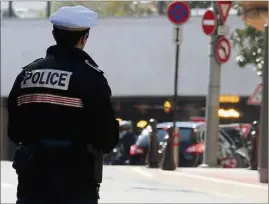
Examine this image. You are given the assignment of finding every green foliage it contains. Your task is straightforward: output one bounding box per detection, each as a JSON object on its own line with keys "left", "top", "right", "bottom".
{"left": 231, "top": 26, "right": 264, "bottom": 71}
{"left": 230, "top": 3, "right": 265, "bottom": 74}
{"left": 188, "top": 1, "right": 211, "bottom": 9}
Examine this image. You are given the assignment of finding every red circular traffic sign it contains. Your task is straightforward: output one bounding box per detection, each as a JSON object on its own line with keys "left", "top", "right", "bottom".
{"left": 167, "top": 1, "right": 190, "bottom": 25}
{"left": 202, "top": 10, "right": 217, "bottom": 36}
{"left": 215, "top": 36, "right": 231, "bottom": 64}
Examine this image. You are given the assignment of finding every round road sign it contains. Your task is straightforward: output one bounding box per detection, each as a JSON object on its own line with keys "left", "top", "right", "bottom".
{"left": 167, "top": 1, "right": 190, "bottom": 25}
{"left": 215, "top": 36, "right": 231, "bottom": 64}
{"left": 202, "top": 10, "right": 217, "bottom": 36}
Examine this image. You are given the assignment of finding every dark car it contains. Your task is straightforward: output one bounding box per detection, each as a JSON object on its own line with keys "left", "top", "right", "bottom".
{"left": 158, "top": 122, "right": 240, "bottom": 168}
{"left": 157, "top": 122, "right": 205, "bottom": 167}
{"left": 197, "top": 124, "right": 247, "bottom": 168}
{"left": 220, "top": 125, "right": 244, "bottom": 148}
{"left": 130, "top": 121, "right": 205, "bottom": 167}
{"left": 219, "top": 124, "right": 251, "bottom": 167}
{"left": 219, "top": 123, "right": 253, "bottom": 152}
{"left": 129, "top": 127, "right": 168, "bottom": 165}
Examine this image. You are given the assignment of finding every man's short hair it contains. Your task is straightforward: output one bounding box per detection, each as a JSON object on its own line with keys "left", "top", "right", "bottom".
{"left": 52, "top": 26, "right": 90, "bottom": 47}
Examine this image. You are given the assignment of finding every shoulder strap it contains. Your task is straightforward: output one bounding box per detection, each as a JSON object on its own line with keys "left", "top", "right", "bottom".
{"left": 85, "top": 59, "right": 104, "bottom": 74}
{"left": 22, "top": 58, "right": 44, "bottom": 70}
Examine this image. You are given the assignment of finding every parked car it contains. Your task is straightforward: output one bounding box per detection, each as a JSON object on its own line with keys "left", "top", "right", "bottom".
{"left": 220, "top": 125, "right": 244, "bottom": 148}
{"left": 157, "top": 122, "right": 205, "bottom": 167}
{"left": 129, "top": 127, "right": 168, "bottom": 165}
{"left": 219, "top": 123, "right": 253, "bottom": 150}
{"left": 197, "top": 124, "right": 249, "bottom": 168}
{"left": 220, "top": 124, "right": 251, "bottom": 167}
{"left": 158, "top": 121, "right": 242, "bottom": 168}
{"left": 130, "top": 121, "right": 248, "bottom": 168}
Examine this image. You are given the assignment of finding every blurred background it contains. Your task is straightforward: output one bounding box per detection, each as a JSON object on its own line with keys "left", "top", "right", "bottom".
{"left": 1, "top": 1, "right": 267, "bottom": 170}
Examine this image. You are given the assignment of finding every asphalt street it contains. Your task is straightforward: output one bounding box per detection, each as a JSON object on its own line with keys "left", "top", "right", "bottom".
{"left": 1, "top": 161, "right": 263, "bottom": 203}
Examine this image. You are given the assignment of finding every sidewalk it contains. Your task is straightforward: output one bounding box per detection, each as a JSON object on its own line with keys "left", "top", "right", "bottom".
{"left": 2, "top": 162, "right": 255, "bottom": 203}
{"left": 176, "top": 168, "right": 264, "bottom": 185}
{"left": 127, "top": 166, "right": 268, "bottom": 203}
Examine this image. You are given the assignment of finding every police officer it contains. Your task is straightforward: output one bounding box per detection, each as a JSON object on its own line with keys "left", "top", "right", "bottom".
{"left": 7, "top": 5, "right": 119, "bottom": 204}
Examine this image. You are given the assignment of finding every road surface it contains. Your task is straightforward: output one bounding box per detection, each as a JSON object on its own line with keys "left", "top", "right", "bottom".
{"left": 1, "top": 161, "right": 267, "bottom": 203}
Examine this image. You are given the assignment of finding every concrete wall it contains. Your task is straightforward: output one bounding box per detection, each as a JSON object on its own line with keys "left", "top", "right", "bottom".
{"left": 1, "top": 17, "right": 259, "bottom": 97}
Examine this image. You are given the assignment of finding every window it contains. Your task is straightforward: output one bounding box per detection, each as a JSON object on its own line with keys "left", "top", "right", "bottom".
{"left": 198, "top": 130, "right": 206, "bottom": 141}
{"left": 220, "top": 129, "right": 236, "bottom": 146}
{"left": 179, "top": 128, "right": 193, "bottom": 143}
{"left": 156, "top": 129, "right": 169, "bottom": 141}
{"left": 135, "top": 129, "right": 168, "bottom": 147}
{"left": 197, "top": 130, "right": 232, "bottom": 145}
{"left": 221, "top": 127, "right": 242, "bottom": 145}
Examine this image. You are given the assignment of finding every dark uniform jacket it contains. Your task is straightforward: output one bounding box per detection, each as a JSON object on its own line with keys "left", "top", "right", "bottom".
{"left": 7, "top": 45, "right": 119, "bottom": 201}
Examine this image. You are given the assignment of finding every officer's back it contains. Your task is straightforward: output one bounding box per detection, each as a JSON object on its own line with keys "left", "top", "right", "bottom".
{"left": 7, "top": 5, "right": 119, "bottom": 204}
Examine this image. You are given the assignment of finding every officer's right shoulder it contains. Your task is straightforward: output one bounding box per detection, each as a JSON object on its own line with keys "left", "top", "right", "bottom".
{"left": 22, "top": 58, "right": 45, "bottom": 70}
{"left": 84, "top": 59, "right": 104, "bottom": 75}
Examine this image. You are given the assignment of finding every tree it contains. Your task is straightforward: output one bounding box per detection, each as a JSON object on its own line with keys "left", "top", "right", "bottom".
{"left": 230, "top": 4, "right": 265, "bottom": 76}
{"left": 54, "top": 1, "right": 213, "bottom": 17}
{"left": 188, "top": 1, "right": 212, "bottom": 9}
{"left": 156, "top": 1, "right": 211, "bottom": 14}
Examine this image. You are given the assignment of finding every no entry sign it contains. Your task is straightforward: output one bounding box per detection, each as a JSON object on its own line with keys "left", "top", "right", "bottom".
{"left": 202, "top": 10, "right": 217, "bottom": 36}
{"left": 167, "top": 1, "right": 190, "bottom": 25}
{"left": 215, "top": 36, "right": 231, "bottom": 64}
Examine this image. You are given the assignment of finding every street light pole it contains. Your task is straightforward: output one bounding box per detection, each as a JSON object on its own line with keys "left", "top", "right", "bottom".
{"left": 8, "top": 1, "right": 14, "bottom": 17}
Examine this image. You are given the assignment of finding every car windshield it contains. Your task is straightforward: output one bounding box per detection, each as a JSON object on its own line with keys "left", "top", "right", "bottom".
{"left": 136, "top": 129, "right": 168, "bottom": 147}
{"left": 220, "top": 129, "right": 236, "bottom": 146}
{"left": 136, "top": 127, "right": 193, "bottom": 146}
{"left": 221, "top": 127, "right": 243, "bottom": 146}
{"left": 179, "top": 128, "right": 193, "bottom": 143}
{"left": 222, "top": 127, "right": 242, "bottom": 139}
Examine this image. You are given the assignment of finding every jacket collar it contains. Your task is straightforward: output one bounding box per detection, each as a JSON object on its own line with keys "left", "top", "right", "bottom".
{"left": 46, "top": 45, "right": 99, "bottom": 68}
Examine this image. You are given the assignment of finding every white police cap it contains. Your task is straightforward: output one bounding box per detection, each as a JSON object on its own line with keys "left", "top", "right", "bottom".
{"left": 49, "top": 5, "right": 97, "bottom": 31}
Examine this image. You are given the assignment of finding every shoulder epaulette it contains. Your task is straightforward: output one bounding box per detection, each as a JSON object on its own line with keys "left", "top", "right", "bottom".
{"left": 85, "top": 59, "right": 104, "bottom": 74}
{"left": 22, "top": 58, "right": 44, "bottom": 70}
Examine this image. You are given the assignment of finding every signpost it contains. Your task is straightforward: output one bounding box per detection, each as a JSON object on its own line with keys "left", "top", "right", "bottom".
{"left": 202, "top": 10, "right": 217, "bottom": 36}
{"left": 167, "top": 1, "right": 190, "bottom": 25}
{"left": 167, "top": 1, "right": 190, "bottom": 168}
{"left": 203, "top": 1, "right": 232, "bottom": 167}
{"left": 215, "top": 36, "right": 231, "bottom": 64}
{"left": 216, "top": 1, "right": 232, "bottom": 24}
{"left": 217, "top": 25, "right": 230, "bottom": 36}
{"left": 248, "top": 83, "right": 263, "bottom": 105}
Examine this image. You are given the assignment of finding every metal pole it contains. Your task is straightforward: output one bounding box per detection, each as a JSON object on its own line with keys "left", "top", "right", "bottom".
{"left": 173, "top": 26, "right": 180, "bottom": 167}
{"left": 173, "top": 26, "right": 180, "bottom": 129}
{"left": 258, "top": 24, "right": 268, "bottom": 183}
{"left": 203, "top": 2, "right": 220, "bottom": 167}
{"left": 157, "top": 2, "right": 165, "bottom": 15}
{"left": 8, "top": 1, "right": 13, "bottom": 18}
{"left": 47, "top": 1, "right": 51, "bottom": 18}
